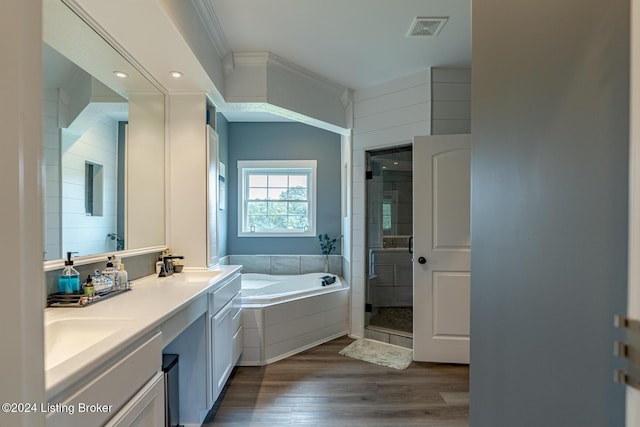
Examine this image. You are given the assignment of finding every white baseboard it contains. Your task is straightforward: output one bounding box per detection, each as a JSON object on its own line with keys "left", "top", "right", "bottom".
{"left": 264, "top": 330, "right": 347, "bottom": 365}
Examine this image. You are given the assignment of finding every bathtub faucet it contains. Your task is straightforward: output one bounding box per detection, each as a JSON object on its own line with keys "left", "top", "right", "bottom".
{"left": 159, "top": 255, "right": 184, "bottom": 277}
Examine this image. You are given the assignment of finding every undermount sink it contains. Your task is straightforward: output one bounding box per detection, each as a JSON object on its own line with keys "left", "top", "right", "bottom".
{"left": 44, "top": 318, "right": 134, "bottom": 370}
{"left": 175, "top": 270, "right": 222, "bottom": 283}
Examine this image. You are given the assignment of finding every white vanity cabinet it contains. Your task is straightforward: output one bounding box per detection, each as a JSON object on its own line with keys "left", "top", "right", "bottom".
{"left": 104, "top": 372, "right": 164, "bottom": 427}
{"left": 46, "top": 332, "right": 163, "bottom": 427}
{"left": 207, "top": 272, "right": 243, "bottom": 407}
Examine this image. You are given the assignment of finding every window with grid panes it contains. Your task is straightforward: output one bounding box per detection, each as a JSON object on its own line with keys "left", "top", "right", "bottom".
{"left": 238, "top": 160, "right": 316, "bottom": 237}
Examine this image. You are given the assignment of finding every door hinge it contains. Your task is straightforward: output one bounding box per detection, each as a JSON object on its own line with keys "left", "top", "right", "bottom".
{"left": 366, "top": 171, "right": 373, "bottom": 180}
{"left": 365, "top": 303, "right": 373, "bottom": 313}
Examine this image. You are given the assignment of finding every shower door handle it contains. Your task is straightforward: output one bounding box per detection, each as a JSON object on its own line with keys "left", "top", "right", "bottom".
{"left": 408, "top": 236, "right": 413, "bottom": 254}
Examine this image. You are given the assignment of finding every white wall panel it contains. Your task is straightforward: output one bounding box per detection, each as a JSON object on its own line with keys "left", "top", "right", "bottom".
{"left": 431, "top": 68, "right": 471, "bottom": 136}
{"left": 432, "top": 119, "right": 471, "bottom": 135}
{"left": 432, "top": 82, "right": 471, "bottom": 101}
{"left": 431, "top": 68, "right": 471, "bottom": 83}
{"left": 353, "top": 121, "right": 427, "bottom": 149}
{"left": 355, "top": 85, "right": 429, "bottom": 119}
{"left": 350, "top": 70, "right": 431, "bottom": 336}
{"left": 432, "top": 101, "right": 472, "bottom": 120}
{"left": 354, "top": 103, "right": 429, "bottom": 136}
{"left": 354, "top": 70, "right": 430, "bottom": 103}
{"left": 167, "top": 93, "right": 208, "bottom": 266}
{"left": 127, "top": 92, "right": 165, "bottom": 250}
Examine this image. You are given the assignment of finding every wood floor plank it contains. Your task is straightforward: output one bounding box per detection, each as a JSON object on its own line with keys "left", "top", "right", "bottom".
{"left": 202, "top": 336, "right": 469, "bottom": 426}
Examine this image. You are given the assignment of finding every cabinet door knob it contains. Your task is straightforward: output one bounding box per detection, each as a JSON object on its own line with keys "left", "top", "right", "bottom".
{"left": 418, "top": 257, "right": 427, "bottom": 265}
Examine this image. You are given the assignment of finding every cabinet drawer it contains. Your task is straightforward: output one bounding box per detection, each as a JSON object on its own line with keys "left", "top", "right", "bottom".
{"left": 104, "top": 372, "right": 164, "bottom": 427}
{"left": 46, "top": 332, "right": 162, "bottom": 427}
{"left": 209, "top": 273, "right": 241, "bottom": 315}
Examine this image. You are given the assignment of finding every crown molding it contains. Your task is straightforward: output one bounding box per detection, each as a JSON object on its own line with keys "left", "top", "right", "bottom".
{"left": 191, "top": 0, "right": 230, "bottom": 58}
{"left": 265, "top": 52, "right": 348, "bottom": 94}
{"left": 226, "top": 51, "right": 348, "bottom": 94}
{"left": 232, "top": 52, "right": 270, "bottom": 67}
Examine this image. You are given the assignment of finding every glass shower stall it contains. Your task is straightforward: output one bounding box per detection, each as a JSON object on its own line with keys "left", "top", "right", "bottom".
{"left": 365, "top": 146, "right": 413, "bottom": 337}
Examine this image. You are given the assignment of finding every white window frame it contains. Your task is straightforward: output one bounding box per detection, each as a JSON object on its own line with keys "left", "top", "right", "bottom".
{"left": 237, "top": 160, "right": 317, "bottom": 237}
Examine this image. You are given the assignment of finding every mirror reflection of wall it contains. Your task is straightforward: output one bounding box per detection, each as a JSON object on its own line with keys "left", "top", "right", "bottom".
{"left": 42, "top": 0, "right": 165, "bottom": 261}
{"left": 43, "top": 43, "right": 127, "bottom": 260}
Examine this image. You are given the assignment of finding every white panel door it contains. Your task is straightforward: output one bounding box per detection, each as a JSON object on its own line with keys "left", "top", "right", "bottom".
{"left": 413, "top": 134, "right": 471, "bottom": 363}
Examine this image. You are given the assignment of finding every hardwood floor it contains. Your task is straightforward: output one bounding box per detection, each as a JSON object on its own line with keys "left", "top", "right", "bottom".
{"left": 202, "top": 336, "right": 469, "bottom": 426}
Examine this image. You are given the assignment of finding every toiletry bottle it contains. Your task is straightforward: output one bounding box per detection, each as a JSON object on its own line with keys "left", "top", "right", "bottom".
{"left": 84, "top": 275, "right": 94, "bottom": 297}
{"left": 156, "top": 258, "right": 164, "bottom": 275}
{"left": 118, "top": 263, "right": 129, "bottom": 290}
{"left": 58, "top": 252, "right": 80, "bottom": 293}
{"left": 110, "top": 254, "right": 121, "bottom": 270}
{"left": 102, "top": 259, "right": 119, "bottom": 290}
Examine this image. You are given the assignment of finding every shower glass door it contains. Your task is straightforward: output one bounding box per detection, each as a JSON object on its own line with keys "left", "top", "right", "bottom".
{"left": 365, "top": 146, "right": 413, "bottom": 337}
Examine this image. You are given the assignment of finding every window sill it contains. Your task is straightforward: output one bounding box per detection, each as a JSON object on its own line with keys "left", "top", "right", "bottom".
{"left": 238, "top": 231, "right": 316, "bottom": 238}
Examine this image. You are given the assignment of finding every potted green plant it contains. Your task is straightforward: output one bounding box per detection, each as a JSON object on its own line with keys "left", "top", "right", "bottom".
{"left": 318, "top": 233, "right": 341, "bottom": 273}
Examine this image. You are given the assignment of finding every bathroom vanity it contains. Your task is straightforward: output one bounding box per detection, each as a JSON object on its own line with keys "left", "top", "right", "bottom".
{"left": 44, "top": 265, "right": 242, "bottom": 427}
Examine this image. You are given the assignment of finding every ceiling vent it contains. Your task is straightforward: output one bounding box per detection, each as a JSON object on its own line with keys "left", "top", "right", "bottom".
{"left": 407, "top": 17, "right": 448, "bottom": 38}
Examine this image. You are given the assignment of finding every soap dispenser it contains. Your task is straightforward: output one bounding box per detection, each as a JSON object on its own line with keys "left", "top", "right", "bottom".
{"left": 58, "top": 252, "right": 80, "bottom": 293}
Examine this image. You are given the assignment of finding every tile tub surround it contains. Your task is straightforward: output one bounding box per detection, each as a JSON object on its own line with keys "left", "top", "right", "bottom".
{"left": 228, "top": 254, "right": 343, "bottom": 276}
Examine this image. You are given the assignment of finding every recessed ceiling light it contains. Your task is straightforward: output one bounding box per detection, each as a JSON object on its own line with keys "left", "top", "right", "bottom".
{"left": 169, "top": 71, "right": 183, "bottom": 78}
{"left": 113, "top": 71, "right": 128, "bottom": 78}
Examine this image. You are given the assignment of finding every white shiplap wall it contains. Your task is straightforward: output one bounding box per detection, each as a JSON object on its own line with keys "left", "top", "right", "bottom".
{"left": 431, "top": 68, "right": 471, "bottom": 135}
{"left": 350, "top": 70, "right": 431, "bottom": 338}
{"left": 43, "top": 88, "right": 61, "bottom": 260}
{"left": 61, "top": 115, "right": 118, "bottom": 256}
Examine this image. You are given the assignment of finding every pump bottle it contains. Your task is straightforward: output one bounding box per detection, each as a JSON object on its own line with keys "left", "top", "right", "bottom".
{"left": 58, "top": 252, "right": 80, "bottom": 293}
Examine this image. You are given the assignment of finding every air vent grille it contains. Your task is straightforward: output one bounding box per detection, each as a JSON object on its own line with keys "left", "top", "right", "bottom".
{"left": 407, "top": 17, "right": 448, "bottom": 38}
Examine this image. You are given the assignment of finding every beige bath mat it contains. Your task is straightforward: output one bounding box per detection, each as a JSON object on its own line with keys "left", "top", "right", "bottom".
{"left": 339, "top": 338, "right": 413, "bottom": 370}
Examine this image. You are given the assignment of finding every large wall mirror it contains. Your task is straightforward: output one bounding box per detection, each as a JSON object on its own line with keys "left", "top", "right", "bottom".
{"left": 43, "top": 0, "right": 165, "bottom": 262}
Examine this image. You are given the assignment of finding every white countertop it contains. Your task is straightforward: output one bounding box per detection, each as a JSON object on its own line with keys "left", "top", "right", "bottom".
{"left": 44, "top": 265, "right": 242, "bottom": 400}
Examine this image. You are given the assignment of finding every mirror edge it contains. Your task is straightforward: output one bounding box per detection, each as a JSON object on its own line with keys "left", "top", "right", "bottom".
{"left": 44, "top": 245, "right": 168, "bottom": 272}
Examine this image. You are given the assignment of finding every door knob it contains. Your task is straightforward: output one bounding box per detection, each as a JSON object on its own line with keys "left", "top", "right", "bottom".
{"left": 418, "top": 256, "right": 427, "bottom": 264}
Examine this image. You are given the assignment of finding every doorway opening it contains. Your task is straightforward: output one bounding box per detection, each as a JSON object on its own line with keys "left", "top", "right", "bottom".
{"left": 364, "top": 145, "right": 413, "bottom": 346}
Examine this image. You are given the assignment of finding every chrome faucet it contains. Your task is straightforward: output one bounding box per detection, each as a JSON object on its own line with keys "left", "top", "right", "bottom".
{"left": 158, "top": 255, "right": 184, "bottom": 277}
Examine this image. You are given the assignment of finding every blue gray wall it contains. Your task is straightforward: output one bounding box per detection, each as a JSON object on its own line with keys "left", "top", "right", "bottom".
{"left": 470, "top": 0, "right": 628, "bottom": 426}
{"left": 216, "top": 113, "right": 229, "bottom": 258}
{"left": 227, "top": 122, "right": 341, "bottom": 255}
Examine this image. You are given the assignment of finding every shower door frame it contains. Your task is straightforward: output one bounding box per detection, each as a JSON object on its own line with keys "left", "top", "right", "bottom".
{"left": 363, "top": 144, "right": 414, "bottom": 337}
